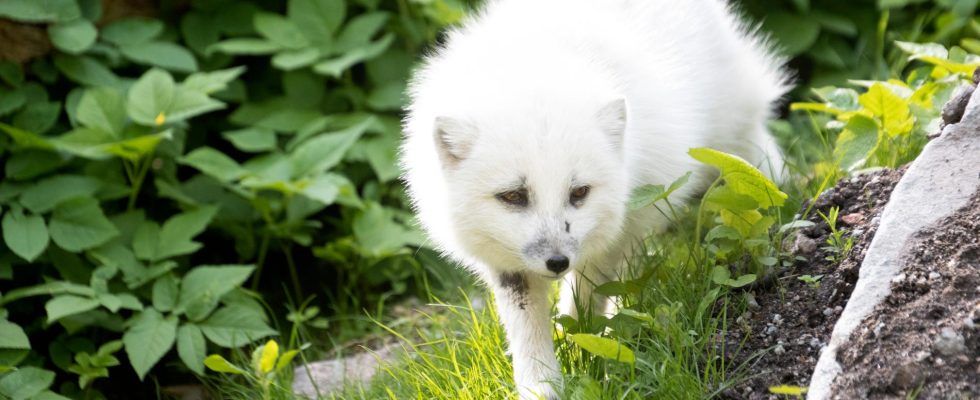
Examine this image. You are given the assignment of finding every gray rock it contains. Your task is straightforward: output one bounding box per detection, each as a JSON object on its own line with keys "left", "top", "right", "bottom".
{"left": 941, "top": 84, "right": 975, "bottom": 126}
{"left": 292, "top": 342, "right": 406, "bottom": 398}
{"left": 792, "top": 234, "right": 818, "bottom": 255}
{"left": 890, "top": 362, "right": 927, "bottom": 391}
{"left": 808, "top": 78, "right": 980, "bottom": 399}
{"left": 933, "top": 327, "right": 967, "bottom": 357}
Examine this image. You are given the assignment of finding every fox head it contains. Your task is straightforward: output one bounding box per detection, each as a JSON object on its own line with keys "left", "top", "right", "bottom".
{"left": 432, "top": 99, "right": 630, "bottom": 279}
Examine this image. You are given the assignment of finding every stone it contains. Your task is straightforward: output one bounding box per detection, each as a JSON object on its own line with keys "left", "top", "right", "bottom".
{"left": 840, "top": 213, "right": 865, "bottom": 226}
{"left": 292, "top": 342, "right": 406, "bottom": 398}
{"left": 933, "top": 327, "right": 966, "bottom": 357}
{"left": 889, "top": 362, "right": 926, "bottom": 391}
{"left": 807, "top": 78, "right": 980, "bottom": 399}
{"left": 792, "top": 234, "right": 818, "bottom": 255}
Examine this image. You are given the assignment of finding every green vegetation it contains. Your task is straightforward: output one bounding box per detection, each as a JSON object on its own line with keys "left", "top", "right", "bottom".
{"left": 0, "top": 0, "right": 976, "bottom": 399}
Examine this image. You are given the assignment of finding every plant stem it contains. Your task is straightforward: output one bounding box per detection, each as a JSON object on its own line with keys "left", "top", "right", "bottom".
{"left": 281, "top": 243, "right": 303, "bottom": 301}
{"left": 126, "top": 157, "right": 152, "bottom": 211}
{"left": 251, "top": 232, "right": 271, "bottom": 291}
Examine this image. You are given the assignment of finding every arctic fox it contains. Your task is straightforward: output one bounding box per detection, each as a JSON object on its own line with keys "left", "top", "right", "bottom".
{"left": 400, "top": 0, "right": 789, "bottom": 398}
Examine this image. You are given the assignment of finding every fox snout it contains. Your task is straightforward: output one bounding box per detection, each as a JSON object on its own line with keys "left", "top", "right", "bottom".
{"left": 545, "top": 255, "right": 570, "bottom": 273}
{"left": 522, "top": 224, "right": 578, "bottom": 277}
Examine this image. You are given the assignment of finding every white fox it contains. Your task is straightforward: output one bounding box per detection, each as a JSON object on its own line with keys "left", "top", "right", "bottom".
{"left": 400, "top": 0, "right": 789, "bottom": 398}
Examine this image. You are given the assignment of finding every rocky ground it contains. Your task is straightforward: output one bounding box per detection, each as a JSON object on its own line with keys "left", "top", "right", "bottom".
{"left": 723, "top": 168, "right": 907, "bottom": 399}
{"left": 832, "top": 189, "right": 979, "bottom": 399}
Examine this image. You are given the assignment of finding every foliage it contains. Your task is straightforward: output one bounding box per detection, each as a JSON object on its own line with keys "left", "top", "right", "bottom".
{"left": 817, "top": 207, "right": 854, "bottom": 263}
{"left": 742, "top": 0, "right": 978, "bottom": 88}
{"left": 0, "top": 0, "right": 470, "bottom": 396}
{"left": 204, "top": 339, "right": 305, "bottom": 400}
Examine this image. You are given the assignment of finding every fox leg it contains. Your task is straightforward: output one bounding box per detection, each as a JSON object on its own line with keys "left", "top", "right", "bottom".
{"left": 492, "top": 272, "right": 561, "bottom": 400}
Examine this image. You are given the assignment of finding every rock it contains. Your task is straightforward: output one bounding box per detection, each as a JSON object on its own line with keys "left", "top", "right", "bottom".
{"left": 792, "top": 234, "right": 818, "bottom": 255}
{"left": 808, "top": 76, "right": 980, "bottom": 399}
{"left": 941, "top": 84, "right": 976, "bottom": 126}
{"left": 889, "top": 362, "right": 927, "bottom": 391}
{"left": 840, "top": 213, "right": 865, "bottom": 226}
{"left": 292, "top": 342, "right": 405, "bottom": 398}
{"left": 933, "top": 327, "right": 966, "bottom": 357}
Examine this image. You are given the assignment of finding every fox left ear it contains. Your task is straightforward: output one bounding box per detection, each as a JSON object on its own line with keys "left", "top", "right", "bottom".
{"left": 433, "top": 116, "right": 475, "bottom": 168}
{"left": 597, "top": 98, "right": 627, "bottom": 149}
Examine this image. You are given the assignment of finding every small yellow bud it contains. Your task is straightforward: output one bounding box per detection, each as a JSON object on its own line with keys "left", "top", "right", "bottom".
{"left": 154, "top": 112, "right": 166, "bottom": 126}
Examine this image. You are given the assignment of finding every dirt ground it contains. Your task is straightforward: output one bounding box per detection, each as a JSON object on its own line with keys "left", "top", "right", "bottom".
{"left": 831, "top": 189, "right": 979, "bottom": 399}
{"left": 722, "top": 168, "right": 907, "bottom": 399}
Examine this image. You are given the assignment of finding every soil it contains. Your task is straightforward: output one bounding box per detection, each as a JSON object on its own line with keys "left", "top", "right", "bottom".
{"left": 722, "top": 168, "right": 907, "bottom": 399}
{"left": 831, "top": 189, "right": 979, "bottom": 399}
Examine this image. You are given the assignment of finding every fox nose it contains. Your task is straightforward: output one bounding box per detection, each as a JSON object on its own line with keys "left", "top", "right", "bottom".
{"left": 546, "top": 255, "right": 569, "bottom": 273}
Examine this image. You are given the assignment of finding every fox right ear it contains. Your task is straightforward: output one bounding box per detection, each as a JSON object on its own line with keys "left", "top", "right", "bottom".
{"left": 433, "top": 116, "right": 475, "bottom": 167}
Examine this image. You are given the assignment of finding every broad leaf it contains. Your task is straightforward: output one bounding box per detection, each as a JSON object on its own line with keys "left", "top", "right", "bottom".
{"left": 203, "top": 354, "right": 244, "bottom": 374}
{"left": 335, "top": 12, "right": 390, "bottom": 53}
{"left": 152, "top": 274, "right": 178, "bottom": 312}
{"left": 19, "top": 174, "right": 102, "bottom": 214}
{"left": 222, "top": 127, "right": 277, "bottom": 152}
{"left": 199, "top": 305, "right": 275, "bottom": 348}
{"left": 53, "top": 54, "right": 119, "bottom": 87}
{"left": 0, "top": 367, "right": 55, "bottom": 400}
{"left": 77, "top": 87, "right": 126, "bottom": 136}
{"left": 176, "top": 265, "right": 255, "bottom": 321}
{"left": 2, "top": 208, "right": 49, "bottom": 262}
{"left": 290, "top": 120, "right": 370, "bottom": 177}
{"left": 181, "top": 67, "right": 246, "bottom": 95}
{"left": 834, "top": 114, "right": 879, "bottom": 171}
{"left": 127, "top": 69, "right": 175, "bottom": 126}
{"left": 48, "top": 197, "right": 119, "bottom": 252}
{"left": 100, "top": 17, "right": 163, "bottom": 46}
{"left": 0, "top": 0, "right": 79, "bottom": 23}
{"left": 123, "top": 308, "right": 177, "bottom": 380}
{"left": 177, "top": 324, "right": 206, "bottom": 375}
{"left": 568, "top": 334, "right": 635, "bottom": 365}
{"left": 180, "top": 147, "right": 248, "bottom": 182}
{"left": 859, "top": 83, "right": 914, "bottom": 137}
{"left": 0, "top": 320, "right": 30, "bottom": 350}
{"left": 119, "top": 42, "right": 199, "bottom": 73}
{"left": 208, "top": 39, "right": 282, "bottom": 55}
{"left": 254, "top": 12, "right": 309, "bottom": 49}
{"left": 45, "top": 295, "right": 100, "bottom": 323}
{"left": 48, "top": 19, "right": 97, "bottom": 54}
{"left": 312, "top": 34, "right": 394, "bottom": 78}
{"left": 289, "top": 0, "right": 345, "bottom": 48}
{"left": 688, "top": 148, "right": 787, "bottom": 208}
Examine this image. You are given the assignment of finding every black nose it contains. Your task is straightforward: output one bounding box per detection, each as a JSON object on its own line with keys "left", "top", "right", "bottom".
{"left": 546, "top": 255, "right": 569, "bottom": 273}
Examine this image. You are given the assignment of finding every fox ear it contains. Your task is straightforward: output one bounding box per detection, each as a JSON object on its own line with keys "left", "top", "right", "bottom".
{"left": 597, "top": 98, "right": 627, "bottom": 149}
{"left": 433, "top": 116, "right": 475, "bottom": 167}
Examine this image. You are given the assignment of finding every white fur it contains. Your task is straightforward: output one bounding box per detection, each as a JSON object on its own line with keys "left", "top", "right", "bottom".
{"left": 400, "top": 1, "right": 790, "bottom": 398}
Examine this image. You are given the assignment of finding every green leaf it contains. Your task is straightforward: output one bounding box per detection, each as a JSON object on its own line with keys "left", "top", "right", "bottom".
{"left": 48, "top": 19, "right": 98, "bottom": 54}
{"left": 177, "top": 324, "right": 206, "bottom": 375}
{"left": 312, "top": 34, "right": 395, "bottom": 78}
{"left": 335, "top": 12, "right": 389, "bottom": 53}
{"left": 180, "top": 147, "right": 248, "bottom": 182}
{"left": 894, "top": 41, "right": 949, "bottom": 61}
{"left": 45, "top": 295, "right": 100, "bottom": 323}
{"left": 254, "top": 12, "right": 309, "bottom": 49}
{"left": 152, "top": 274, "right": 178, "bottom": 312}
{"left": 155, "top": 206, "right": 218, "bottom": 260}
{"left": 271, "top": 48, "right": 322, "bottom": 71}
{"left": 568, "top": 334, "right": 635, "bottom": 365}
{"left": 0, "top": 320, "right": 30, "bottom": 350}
{"left": 0, "top": 87, "right": 27, "bottom": 118}
{"left": 289, "top": 0, "right": 345, "bottom": 46}
{"left": 119, "top": 42, "right": 199, "bottom": 73}
{"left": 761, "top": 12, "right": 821, "bottom": 56}
{"left": 203, "top": 354, "right": 244, "bottom": 374}
{"left": 123, "top": 308, "right": 177, "bottom": 380}
{"left": 48, "top": 197, "right": 119, "bottom": 252}
{"left": 769, "top": 385, "right": 808, "bottom": 395}
{"left": 127, "top": 69, "right": 175, "bottom": 126}
{"left": 0, "top": 0, "right": 80, "bottom": 23}
{"left": 290, "top": 120, "right": 370, "bottom": 177}
{"left": 208, "top": 39, "right": 282, "bottom": 55}
{"left": 2, "top": 208, "right": 49, "bottom": 262}
{"left": 100, "top": 17, "right": 163, "bottom": 46}
{"left": 688, "top": 148, "right": 787, "bottom": 208}
{"left": 834, "top": 114, "right": 879, "bottom": 171}
{"left": 181, "top": 67, "right": 246, "bottom": 95}
{"left": 0, "top": 122, "right": 54, "bottom": 150}
{"left": 223, "top": 127, "right": 277, "bottom": 152}
{"left": 859, "top": 84, "right": 913, "bottom": 137}
{"left": 703, "top": 185, "right": 759, "bottom": 212}
{"left": 0, "top": 367, "right": 55, "bottom": 400}
{"left": 176, "top": 265, "right": 255, "bottom": 321}
{"left": 362, "top": 135, "right": 400, "bottom": 182}
{"left": 711, "top": 265, "right": 757, "bottom": 288}
{"left": 352, "top": 202, "right": 419, "bottom": 257}
{"left": 199, "top": 305, "right": 275, "bottom": 348}
{"left": 628, "top": 172, "right": 691, "bottom": 210}
{"left": 53, "top": 54, "right": 119, "bottom": 87}
{"left": 298, "top": 174, "right": 343, "bottom": 205}
{"left": 19, "top": 174, "right": 103, "bottom": 214}
{"left": 181, "top": 12, "right": 220, "bottom": 55}
{"left": 165, "top": 88, "right": 225, "bottom": 123}
{"left": 77, "top": 87, "right": 126, "bottom": 135}
{"left": 13, "top": 101, "right": 61, "bottom": 135}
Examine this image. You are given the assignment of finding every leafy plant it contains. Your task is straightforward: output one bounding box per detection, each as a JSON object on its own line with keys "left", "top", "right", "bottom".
{"left": 797, "top": 274, "right": 823, "bottom": 289}
{"left": 205, "top": 339, "right": 304, "bottom": 400}
{"left": 791, "top": 41, "right": 977, "bottom": 173}
{"left": 817, "top": 207, "right": 854, "bottom": 263}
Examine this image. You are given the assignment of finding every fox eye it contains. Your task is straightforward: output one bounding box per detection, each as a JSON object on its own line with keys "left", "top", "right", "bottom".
{"left": 496, "top": 189, "right": 529, "bottom": 207}
{"left": 570, "top": 185, "right": 590, "bottom": 206}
